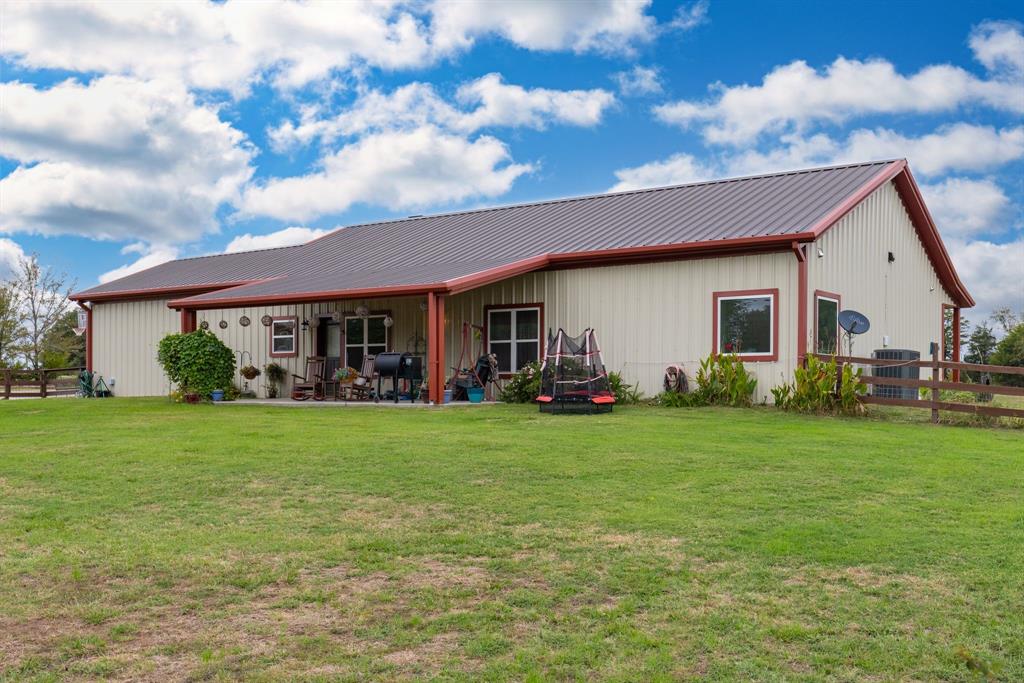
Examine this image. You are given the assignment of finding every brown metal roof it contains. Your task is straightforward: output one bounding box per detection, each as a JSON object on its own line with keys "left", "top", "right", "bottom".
{"left": 71, "top": 159, "right": 970, "bottom": 307}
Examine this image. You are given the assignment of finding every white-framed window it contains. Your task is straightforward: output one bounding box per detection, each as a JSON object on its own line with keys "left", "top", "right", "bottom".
{"left": 714, "top": 290, "right": 777, "bottom": 360}
{"left": 487, "top": 306, "right": 541, "bottom": 373}
{"left": 270, "top": 317, "right": 297, "bottom": 357}
{"left": 345, "top": 315, "right": 388, "bottom": 370}
{"left": 815, "top": 293, "right": 840, "bottom": 355}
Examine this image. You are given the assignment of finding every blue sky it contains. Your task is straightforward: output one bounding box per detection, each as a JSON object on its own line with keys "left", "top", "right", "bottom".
{"left": 1, "top": 0, "right": 1021, "bottom": 319}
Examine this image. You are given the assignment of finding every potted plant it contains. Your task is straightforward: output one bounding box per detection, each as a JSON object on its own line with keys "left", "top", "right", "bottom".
{"left": 240, "top": 364, "right": 261, "bottom": 380}
{"left": 264, "top": 362, "right": 286, "bottom": 398}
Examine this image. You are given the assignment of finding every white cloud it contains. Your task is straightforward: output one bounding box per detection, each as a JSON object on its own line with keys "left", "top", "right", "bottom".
{"left": 0, "top": 238, "right": 27, "bottom": 278}
{"left": 610, "top": 153, "right": 717, "bottom": 191}
{"left": 2, "top": 1, "right": 659, "bottom": 96}
{"left": 668, "top": 0, "right": 709, "bottom": 31}
{"left": 947, "top": 237, "right": 1024, "bottom": 320}
{"left": 920, "top": 178, "right": 1013, "bottom": 238}
{"left": 243, "top": 126, "right": 533, "bottom": 222}
{"left": 654, "top": 22, "right": 1024, "bottom": 145}
{"left": 0, "top": 76, "right": 254, "bottom": 244}
{"left": 269, "top": 75, "right": 614, "bottom": 152}
{"left": 429, "top": 0, "right": 656, "bottom": 56}
{"left": 224, "top": 227, "right": 330, "bottom": 253}
{"left": 970, "top": 20, "right": 1024, "bottom": 77}
{"left": 98, "top": 244, "right": 180, "bottom": 284}
{"left": 612, "top": 65, "right": 663, "bottom": 96}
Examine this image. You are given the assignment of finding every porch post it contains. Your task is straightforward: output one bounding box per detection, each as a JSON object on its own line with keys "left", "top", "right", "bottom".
{"left": 792, "top": 242, "right": 808, "bottom": 363}
{"left": 78, "top": 302, "right": 93, "bottom": 372}
{"left": 436, "top": 293, "right": 446, "bottom": 401}
{"left": 952, "top": 306, "right": 961, "bottom": 382}
{"left": 427, "top": 293, "right": 440, "bottom": 404}
{"left": 180, "top": 308, "right": 196, "bottom": 333}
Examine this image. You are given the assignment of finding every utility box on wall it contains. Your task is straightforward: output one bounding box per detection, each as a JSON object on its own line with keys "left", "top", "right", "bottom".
{"left": 871, "top": 349, "right": 920, "bottom": 400}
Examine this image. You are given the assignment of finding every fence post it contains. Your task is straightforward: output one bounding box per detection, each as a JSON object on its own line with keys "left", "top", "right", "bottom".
{"left": 930, "top": 342, "right": 939, "bottom": 424}
{"left": 40, "top": 368, "right": 48, "bottom": 398}
{"left": 3, "top": 368, "right": 9, "bottom": 400}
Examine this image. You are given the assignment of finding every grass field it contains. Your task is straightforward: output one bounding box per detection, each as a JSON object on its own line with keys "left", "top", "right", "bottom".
{"left": 1, "top": 399, "right": 1022, "bottom": 681}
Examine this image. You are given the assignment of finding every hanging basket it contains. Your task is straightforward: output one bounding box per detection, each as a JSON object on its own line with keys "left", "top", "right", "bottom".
{"left": 240, "top": 365, "right": 261, "bottom": 380}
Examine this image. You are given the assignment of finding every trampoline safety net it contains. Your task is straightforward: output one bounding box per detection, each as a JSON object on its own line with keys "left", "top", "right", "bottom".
{"left": 536, "top": 328, "right": 615, "bottom": 414}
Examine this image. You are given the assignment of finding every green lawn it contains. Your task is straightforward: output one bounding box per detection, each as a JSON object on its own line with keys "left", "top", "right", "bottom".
{"left": 1, "top": 399, "right": 1021, "bottom": 681}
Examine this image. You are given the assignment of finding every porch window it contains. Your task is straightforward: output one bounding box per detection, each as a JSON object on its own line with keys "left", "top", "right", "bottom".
{"left": 815, "top": 293, "right": 840, "bottom": 355}
{"left": 345, "top": 315, "right": 388, "bottom": 370}
{"left": 487, "top": 306, "right": 540, "bottom": 373}
{"left": 270, "top": 317, "right": 297, "bottom": 357}
{"left": 713, "top": 289, "right": 777, "bottom": 361}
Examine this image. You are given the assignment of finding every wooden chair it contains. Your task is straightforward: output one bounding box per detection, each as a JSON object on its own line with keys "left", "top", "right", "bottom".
{"left": 290, "top": 356, "right": 325, "bottom": 400}
{"left": 348, "top": 354, "right": 376, "bottom": 401}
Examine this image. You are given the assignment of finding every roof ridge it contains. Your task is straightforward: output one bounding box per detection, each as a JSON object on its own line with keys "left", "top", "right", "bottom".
{"left": 309, "top": 159, "right": 903, "bottom": 238}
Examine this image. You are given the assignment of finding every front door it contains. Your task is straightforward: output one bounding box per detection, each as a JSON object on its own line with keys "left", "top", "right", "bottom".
{"left": 317, "top": 319, "right": 342, "bottom": 377}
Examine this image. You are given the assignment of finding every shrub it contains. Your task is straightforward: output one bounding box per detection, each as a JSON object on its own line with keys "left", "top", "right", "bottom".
{"left": 656, "top": 390, "right": 702, "bottom": 407}
{"left": 990, "top": 323, "right": 1024, "bottom": 387}
{"left": 772, "top": 355, "right": 866, "bottom": 414}
{"left": 264, "top": 362, "right": 287, "bottom": 398}
{"left": 608, "top": 371, "right": 643, "bottom": 404}
{"left": 500, "top": 361, "right": 542, "bottom": 403}
{"left": 157, "top": 330, "right": 235, "bottom": 399}
{"left": 694, "top": 353, "right": 757, "bottom": 407}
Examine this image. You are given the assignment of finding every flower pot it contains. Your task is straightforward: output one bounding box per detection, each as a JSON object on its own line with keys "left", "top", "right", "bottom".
{"left": 211, "top": 390, "right": 224, "bottom": 402}
{"left": 467, "top": 387, "right": 484, "bottom": 403}
{"left": 184, "top": 393, "right": 201, "bottom": 404}
{"left": 443, "top": 389, "right": 453, "bottom": 404}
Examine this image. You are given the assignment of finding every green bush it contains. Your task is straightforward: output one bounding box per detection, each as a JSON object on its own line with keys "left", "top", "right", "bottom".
{"left": 608, "top": 371, "right": 643, "bottom": 404}
{"left": 656, "top": 390, "right": 702, "bottom": 407}
{"left": 990, "top": 323, "right": 1024, "bottom": 387}
{"left": 499, "top": 361, "right": 542, "bottom": 403}
{"left": 157, "top": 330, "right": 235, "bottom": 399}
{"left": 772, "top": 355, "right": 866, "bottom": 414}
{"left": 694, "top": 353, "right": 757, "bottom": 407}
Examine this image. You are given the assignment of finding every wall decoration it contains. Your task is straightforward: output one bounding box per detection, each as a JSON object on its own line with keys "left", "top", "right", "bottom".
{"left": 239, "top": 315, "right": 251, "bottom": 327}
{"left": 219, "top": 320, "right": 229, "bottom": 329}
{"left": 199, "top": 320, "right": 210, "bottom": 330}
{"left": 261, "top": 315, "right": 273, "bottom": 326}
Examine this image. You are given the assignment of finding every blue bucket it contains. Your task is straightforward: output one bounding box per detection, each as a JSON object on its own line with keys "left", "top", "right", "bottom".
{"left": 211, "top": 390, "right": 224, "bottom": 402}
{"left": 467, "top": 387, "right": 485, "bottom": 403}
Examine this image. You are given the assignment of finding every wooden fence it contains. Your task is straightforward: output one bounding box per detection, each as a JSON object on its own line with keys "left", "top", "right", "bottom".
{"left": 2, "top": 366, "right": 85, "bottom": 399}
{"left": 812, "top": 350, "right": 1024, "bottom": 423}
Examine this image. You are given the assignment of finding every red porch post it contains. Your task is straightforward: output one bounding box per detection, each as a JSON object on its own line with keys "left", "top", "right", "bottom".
{"left": 78, "top": 303, "right": 93, "bottom": 372}
{"left": 180, "top": 308, "right": 196, "bottom": 333}
{"left": 952, "top": 306, "right": 961, "bottom": 382}
{"left": 427, "top": 292, "right": 447, "bottom": 404}
{"left": 793, "top": 242, "right": 808, "bottom": 363}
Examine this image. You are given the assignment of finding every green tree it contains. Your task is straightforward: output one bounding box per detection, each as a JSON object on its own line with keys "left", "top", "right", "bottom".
{"left": 10, "top": 254, "right": 75, "bottom": 370}
{"left": 0, "top": 283, "right": 25, "bottom": 367}
{"left": 40, "top": 310, "right": 86, "bottom": 368}
{"left": 989, "top": 323, "right": 1024, "bottom": 387}
{"left": 990, "top": 307, "right": 1021, "bottom": 336}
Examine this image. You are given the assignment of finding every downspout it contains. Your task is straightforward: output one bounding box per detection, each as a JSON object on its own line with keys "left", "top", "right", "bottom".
{"left": 792, "top": 242, "right": 808, "bottom": 364}
{"left": 77, "top": 302, "right": 93, "bottom": 372}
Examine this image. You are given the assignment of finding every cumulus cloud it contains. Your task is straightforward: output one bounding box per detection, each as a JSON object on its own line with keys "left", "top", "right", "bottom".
{"left": 947, "top": 237, "right": 1024, "bottom": 321}
{"left": 224, "top": 227, "right": 330, "bottom": 253}
{"left": 429, "top": 0, "right": 656, "bottom": 56}
{"left": 0, "top": 76, "right": 254, "bottom": 244}
{"left": 243, "top": 126, "right": 533, "bottom": 222}
{"left": 668, "top": 0, "right": 710, "bottom": 31}
{"left": 269, "top": 75, "right": 614, "bottom": 152}
{"left": 0, "top": 238, "right": 27, "bottom": 278}
{"left": 609, "top": 153, "right": 717, "bottom": 191}
{"left": 919, "top": 178, "right": 1014, "bottom": 238}
{"left": 612, "top": 65, "right": 663, "bottom": 96}
{"left": 1, "top": 1, "right": 658, "bottom": 96}
{"left": 654, "top": 23, "right": 1024, "bottom": 144}
{"left": 97, "top": 243, "right": 181, "bottom": 284}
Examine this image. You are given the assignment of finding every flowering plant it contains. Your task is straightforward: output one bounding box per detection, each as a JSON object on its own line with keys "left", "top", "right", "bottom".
{"left": 334, "top": 366, "right": 359, "bottom": 382}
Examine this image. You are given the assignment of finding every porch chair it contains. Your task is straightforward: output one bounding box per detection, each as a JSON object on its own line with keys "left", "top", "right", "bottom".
{"left": 348, "top": 354, "right": 376, "bottom": 401}
{"left": 290, "top": 356, "right": 325, "bottom": 401}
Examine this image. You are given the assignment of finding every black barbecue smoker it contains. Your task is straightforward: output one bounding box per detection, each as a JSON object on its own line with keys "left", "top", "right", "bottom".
{"left": 373, "top": 352, "right": 423, "bottom": 402}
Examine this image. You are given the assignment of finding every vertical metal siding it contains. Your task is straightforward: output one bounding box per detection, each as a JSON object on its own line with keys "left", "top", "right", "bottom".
{"left": 808, "top": 181, "right": 952, "bottom": 358}
{"left": 91, "top": 299, "right": 180, "bottom": 396}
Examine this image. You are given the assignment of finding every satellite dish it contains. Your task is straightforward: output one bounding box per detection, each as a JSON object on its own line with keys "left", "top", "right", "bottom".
{"left": 838, "top": 310, "right": 870, "bottom": 335}
{"left": 837, "top": 310, "right": 870, "bottom": 356}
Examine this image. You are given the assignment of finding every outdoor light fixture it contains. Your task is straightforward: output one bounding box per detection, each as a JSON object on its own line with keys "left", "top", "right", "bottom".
{"left": 301, "top": 318, "right": 309, "bottom": 331}
{"left": 355, "top": 303, "right": 370, "bottom": 318}
{"left": 817, "top": 247, "right": 824, "bottom": 258}
{"left": 383, "top": 314, "right": 394, "bottom": 328}
{"left": 419, "top": 300, "right": 428, "bottom": 312}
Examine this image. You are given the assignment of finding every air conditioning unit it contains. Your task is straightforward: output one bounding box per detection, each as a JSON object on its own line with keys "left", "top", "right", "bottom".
{"left": 871, "top": 349, "right": 920, "bottom": 400}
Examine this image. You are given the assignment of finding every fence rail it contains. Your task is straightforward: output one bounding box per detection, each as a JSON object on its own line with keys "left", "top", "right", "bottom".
{"left": 811, "top": 350, "right": 1024, "bottom": 423}
{"left": 2, "top": 366, "right": 85, "bottom": 399}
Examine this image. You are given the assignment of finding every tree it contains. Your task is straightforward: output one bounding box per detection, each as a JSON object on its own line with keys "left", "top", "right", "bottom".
{"left": 964, "top": 322, "right": 998, "bottom": 365}
{"left": 0, "top": 283, "right": 26, "bottom": 367}
{"left": 10, "top": 254, "right": 75, "bottom": 370}
{"left": 40, "top": 310, "right": 86, "bottom": 368}
{"left": 990, "top": 307, "right": 1022, "bottom": 336}
{"left": 990, "top": 323, "right": 1024, "bottom": 387}
{"left": 941, "top": 308, "right": 970, "bottom": 361}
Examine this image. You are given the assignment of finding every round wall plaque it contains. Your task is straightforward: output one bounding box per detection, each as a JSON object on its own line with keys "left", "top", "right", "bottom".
{"left": 219, "top": 320, "right": 229, "bottom": 329}
{"left": 199, "top": 320, "right": 210, "bottom": 330}
{"left": 239, "top": 315, "right": 251, "bottom": 327}
{"left": 261, "top": 315, "right": 273, "bottom": 326}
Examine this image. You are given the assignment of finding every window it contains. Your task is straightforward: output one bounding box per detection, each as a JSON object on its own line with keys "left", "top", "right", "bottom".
{"left": 713, "top": 289, "right": 778, "bottom": 361}
{"left": 345, "top": 315, "right": 388, "bottom": 370}
{"left": 815, "top": 292, "right": 840, "bottom": 355}
{"left": 270, "top": 317, "right": 297, "bottom": 357}
{"left": 486, "top": 305, "right": 541, "bottom": 374}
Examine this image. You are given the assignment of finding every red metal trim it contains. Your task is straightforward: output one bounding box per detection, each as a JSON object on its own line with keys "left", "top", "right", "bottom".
{"left": 892, "top": 168, "right": 974, "bottom": 308}
{"left": 180, "top": 309, "right": 196, "bottom": 333}
{"left": 169, "top": 282, "right": 444, "bottom": 310}
{"left": 71, "top": 280, "right": 267, "bottom": 303}
{"left": 792, "top": 243, "right": 808, "bottom": 362}
{"left": 268, "top": 315, "right": 299, "bottom": 358}
{"left": 77, "top": 302, "right": 93, "bottom": 372}
{"left": 711, "top": 288, "right": 780, "bottom": 362}
{"left": 813, "top": 290, "right": 842, "bottom": 355}
{"left": 953, "top": 306, "right": 961, "bottom": 382}
{"left": 808, "top": 160, "right": 906, "bottom": 238}
{"left": 483, "top": 303, "right": 545, "bottom": 377}
{"left": 427, "top": 292, "right": 440, "bottom": 403}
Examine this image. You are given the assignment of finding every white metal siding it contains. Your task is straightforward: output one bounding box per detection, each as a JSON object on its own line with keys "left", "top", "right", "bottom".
{"left": 808, "top": 181, "right": 953, "bottom": 359}
{"left": 91, "top": 299, "right": 180, "bottom": 396}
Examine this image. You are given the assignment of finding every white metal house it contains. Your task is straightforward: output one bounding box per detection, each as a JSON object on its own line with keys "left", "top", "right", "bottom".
{"left": 70, "top": 160, "right": 973, "bottom": 402}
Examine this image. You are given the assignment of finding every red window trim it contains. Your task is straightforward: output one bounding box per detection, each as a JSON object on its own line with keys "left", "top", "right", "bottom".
{"left": 269, "top": 315, "right": 298, "bottom": 358}
{"left": 813, "top": 290, "right": 842, "bottom": 355}
{"left": 483, "top": 303, "right": 545, "bottom": 377}
{"left": 711, "top": 288, "right": 780, "bottom": 362}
